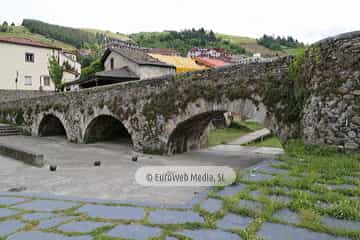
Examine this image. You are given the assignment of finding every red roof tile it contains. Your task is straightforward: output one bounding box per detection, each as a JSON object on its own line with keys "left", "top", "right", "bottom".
{"left": 0, "top": 37, "right": 61, "bottom": 50}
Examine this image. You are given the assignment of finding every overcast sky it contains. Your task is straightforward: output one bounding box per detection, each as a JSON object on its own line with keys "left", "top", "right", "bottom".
{"left": 1, "top": 0, "right": 358, "bottom": 43}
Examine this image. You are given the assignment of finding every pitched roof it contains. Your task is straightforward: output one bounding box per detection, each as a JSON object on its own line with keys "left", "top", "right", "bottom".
{"left": 95, "top": 66, "right": 139, "bottom": 79}
{"left": 195, "top": 57, "right": 230, "bottom": 68}
{"left": 0, "top": 37, "right": 62, "bottom": 50}
{"left": 149, "top": 54, "right": 206, "bottom": 73}
{"left": 101, "top": 48, "right": 176, "bottom": 68}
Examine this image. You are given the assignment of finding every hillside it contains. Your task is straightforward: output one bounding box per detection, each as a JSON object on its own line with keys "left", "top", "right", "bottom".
{"left": 129, "top": 29, "right": 247, "bottom": 56}
{"left": 0, "top": 25, "right": 76, "bottom": 51}
{"left": 216, "top": 33, "right": 286, "bottom": 57}
{"left": 81, "top": 28, "right": 132, "bottom": 42}
{"left": 1, "top": 19, "right": 301, "bottom": 57}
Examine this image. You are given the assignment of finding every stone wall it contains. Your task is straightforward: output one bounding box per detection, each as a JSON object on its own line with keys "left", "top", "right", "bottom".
{"left": 0, "top": 57, "right": 292, "bottom": 153}
{"left": 0, "top": 31, "right": 360, "bottom": 153}
{"left": 301, "top": 32, "right": 360, "bottom": 149}
{"left": 0, "top": 90, "right": 55, "bottom": 103}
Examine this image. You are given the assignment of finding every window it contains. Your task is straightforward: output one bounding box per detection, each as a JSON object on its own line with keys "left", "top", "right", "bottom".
{"left": 24, "top": 76, "right": 32, "bottom": 86}
{"left": 25, "top": 53, "right": 34, "bottom": 63}
{"left": 43, "top": 76, "right": 51, "bottom": 86}
{"left": 110, "top": 58, "right": 114, "bottom": 70}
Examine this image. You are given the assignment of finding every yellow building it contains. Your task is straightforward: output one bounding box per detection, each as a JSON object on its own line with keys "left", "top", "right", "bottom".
{"left": 149, "top": 54, "right": 206, "bottom": 73}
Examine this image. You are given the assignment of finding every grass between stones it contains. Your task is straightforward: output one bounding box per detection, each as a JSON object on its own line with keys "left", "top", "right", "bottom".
{"left": 209, "top": 140, "right": 360, "bottom": 239}
{"left": 0, "top": 141, "right": 359, "bottom": 240}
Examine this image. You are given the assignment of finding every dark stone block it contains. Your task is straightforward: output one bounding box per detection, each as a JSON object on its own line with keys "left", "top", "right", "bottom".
{"left": 58, "top": 221, "right": 110, "bottom": 233}
{"left": 217, "top": 213, "right": 253, "bottom": 230}
{"left": 15, "top": 200, "right": 79, "bottom": 212}
{"left": 238, "top": 199, "right": 263, "bottom": 213}
{"left": 257, "top": 222, "right": 350, "bottom": 240}
{"left": 105, "top": 224, "right": 162, "bottom": 240}
{"left": 21, "top": 212, "right": 56, "bottom": 221}
{"left": 272, "top": 208, "right": 300, "bottom": 224}
{"left": 0, "top": 197, "right": 27, "bottom": 206}
{"left": 148, "top": 210, "right": 204, "bottom": 224}
{"left": 200, "top": 198, "right": 222, "bottom": 213}
{"left": 177, "top": 229, "right": 242, "bottom": 240}
{"left": 77, "top": 204, "right": 145, "bottom": 221}
{"left": 0, "top": 220, "right": 25, "bottom": 236}
{"left": 321, "top": 216, "right": 360, "bottom": 232}
{"left": 38, "top": 216, "right": 73, "bottom": 229}
{"left": 8, "top": 231, "right": 93, "bottom": 240}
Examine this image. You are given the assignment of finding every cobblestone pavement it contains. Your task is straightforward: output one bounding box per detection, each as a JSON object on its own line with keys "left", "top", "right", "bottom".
{"left": 0, "top": 159, "right": 359, "bottom": 240}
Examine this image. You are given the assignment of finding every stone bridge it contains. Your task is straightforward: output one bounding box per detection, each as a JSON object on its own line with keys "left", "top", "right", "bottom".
{"left": 1, "top": 31, "right": 360, "bottom": 153}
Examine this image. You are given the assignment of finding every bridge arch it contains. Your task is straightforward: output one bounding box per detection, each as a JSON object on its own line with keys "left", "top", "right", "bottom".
{"left": 38, "top": 114, "right": 68, "bottom": 138}
{"left": 165, "top": 99, "right": 270, "bottom": 154}
{"left": 83, "top": 114, "right": 133, "bottom": 145}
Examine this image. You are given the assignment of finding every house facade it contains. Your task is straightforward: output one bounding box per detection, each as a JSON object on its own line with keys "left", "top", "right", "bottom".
{"left": 65, "top": 48, "right": 175, "bottom": 91}
{"left": 0, "top": 37, "right": 81, "bottom": 91}
{"left": 0, "top": 37, "right": 62, "bottom": 91}
{"left": 187, "top": 48, "right": 231, "bottom": 62}
{"left": 102, "top": 48, "right": 176, "bottom": 80}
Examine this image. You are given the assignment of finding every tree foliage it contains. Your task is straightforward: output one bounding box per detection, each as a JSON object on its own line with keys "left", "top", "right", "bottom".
{"left": 80, "top": 59, "right": 104, "bottom": 80}
{"left": 130, "top": 28, "right": 246, "bottom": 55}
{"left": 48, "top": 56, "right": 63, "bottom": 90}
{"left": 257, "top": 34, "right": 304, "bottom": 51}
{"left": 22, "top": 19, "right": 106, "bottom": 48}
{"left": 0, "top": 21, "right": 9, "bottom": 32}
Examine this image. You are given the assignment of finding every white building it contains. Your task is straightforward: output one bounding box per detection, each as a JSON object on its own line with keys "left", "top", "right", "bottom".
{"left": 64, "top": 47, "right": 175, "bottom": 91}
{"left": 0, "top": 37, "right": 81, "bottom": 91}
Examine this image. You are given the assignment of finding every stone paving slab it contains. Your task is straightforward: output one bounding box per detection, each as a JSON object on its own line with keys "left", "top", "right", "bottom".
{"left": 216, "top": 213, "right": 253, "bottom": 230}
{"left": 0, "top": 220, "right": 25, "bottom": 236}
{"left": 325, "top": 184, "right": 358, "bottom": 191}
{"left": 257, "top": 222, "right": 350, "bottom": 240}
{"left": 38, "top": 216, "right": 73, "bottom": 229}
{"left": 273, "top": 208, "right": 300, "bottom": 224}
{"left": 242, "top": 172, "right": 274, "bottom": 182}
{"left": 200, "top": 198, "right": 222, "bottom": 213}
{"left": 269, "top": 195, "right": 292, "bottom": 204}
{"left": 238, "top": 199, "right": 263, "bottom": 213}
{"left": 0, "top": 208, "right": 19, "bottom": 218}
{"left": 177, "top": 229, "right": 242, "bottom": 240}
{"left": 217, "top": 184, "right": 246, "bottom": 197}
{"left": 321, "top": 216, "right": 360, "bottom": 232}
{"left": 7, "top": 231, "right": 93, "bottom": 240}
{"left": 105, "top": 224, "right": 162, "bottom": 240}
{"left": 21, "top": 212, "right": 56, "bottom": 221}
{"left": 315, "top": 201, "right": 332, "bottom": 209}
{"left": 58, "top": 221, "right": 110, "bottom": 233}
{"left": 77, "top": 204, "right": 145, "bottom": 221}
{"left": 343, "top": 176, "right": 358, "bottom": 182}
{"left": 248, "top": 190, "right": 262, "bottom": 199}
{"left": 255, "top": 165, "right": 288, "bottom": 175}
{"left": 0, "top": 197, "right": 27, "bottom": 206}
{"left": 14, "top": 200, "right": 79, "bottom": 212}
{"left": 165, "top": 237, "right": 178, "bottom": 240}
{"left": 148, "top": 210, "right": 204, "bottom": 224}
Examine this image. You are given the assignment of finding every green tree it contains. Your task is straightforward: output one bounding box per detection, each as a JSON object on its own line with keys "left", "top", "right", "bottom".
{"left": 1, "top": 21, "right": 9, "bottom": 32}
{"left": 48, "top": 56, "right": 63, "bottom": 91}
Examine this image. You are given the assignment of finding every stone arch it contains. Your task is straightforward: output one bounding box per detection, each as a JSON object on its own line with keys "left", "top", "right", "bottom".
{"left": 38, "top": 114, "right": 68, "bottom": 138}
{"left": 83, "top": 114, "right": 133, "bottom": 145}
{"left": 165, "top": 99, "right": 270, "bottom": 154}
{"left": 167, "top": 111, "right": 226, "bottom": 154}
